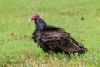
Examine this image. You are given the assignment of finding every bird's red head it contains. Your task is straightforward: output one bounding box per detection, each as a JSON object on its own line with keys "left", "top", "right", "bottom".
{"left": 28, "top": 14, "right": 40, "bottom": 21}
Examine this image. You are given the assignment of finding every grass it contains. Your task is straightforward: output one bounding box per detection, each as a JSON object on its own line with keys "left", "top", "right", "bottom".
{"left": 0, "top": 0, "right": 100, "bottom": 67}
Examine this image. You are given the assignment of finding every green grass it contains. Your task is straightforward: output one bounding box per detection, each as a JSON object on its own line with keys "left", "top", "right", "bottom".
{"left": 0, "top": 0, "right": 100, "bottom": 67}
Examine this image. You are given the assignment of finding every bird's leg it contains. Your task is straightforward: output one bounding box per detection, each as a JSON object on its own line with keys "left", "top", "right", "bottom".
{"left": 47, "top": 50, "right": 54, "bottom": 55}
{"left": 64, "top": 52, "right": 71, "bottom": 58}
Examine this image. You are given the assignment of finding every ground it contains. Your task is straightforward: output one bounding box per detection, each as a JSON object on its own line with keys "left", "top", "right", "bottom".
{"left": 0, "top": 0, "right": 100, "bottom": 67}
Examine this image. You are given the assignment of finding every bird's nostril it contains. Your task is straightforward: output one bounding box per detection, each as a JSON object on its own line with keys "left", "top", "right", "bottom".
{"left": 33, "top": 17, "right": 35, "bottom": 19}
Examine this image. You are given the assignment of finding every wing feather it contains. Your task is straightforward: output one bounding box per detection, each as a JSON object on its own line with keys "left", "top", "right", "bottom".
{"left": 41, "top": 29, "right": 70, "bottom": 42}
{"left": 40, "top": 28, "right": 87, "bottom": 53}
{"left": 33, "top": 27, "right": 87, "bottom": 54}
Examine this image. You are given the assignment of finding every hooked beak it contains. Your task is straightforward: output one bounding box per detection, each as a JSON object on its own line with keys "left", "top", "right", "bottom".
{"left": 28, "top": 19, "right": 31, "bottom": 22}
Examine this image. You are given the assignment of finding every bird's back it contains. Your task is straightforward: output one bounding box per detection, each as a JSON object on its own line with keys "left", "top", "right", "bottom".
{"left": 41, "top": 26, "right": 70, "bottom": 42}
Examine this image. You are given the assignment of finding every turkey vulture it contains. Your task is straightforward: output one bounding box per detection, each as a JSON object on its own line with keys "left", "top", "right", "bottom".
{"left": 28, "top": 14, "right": 87, "bottom": 55}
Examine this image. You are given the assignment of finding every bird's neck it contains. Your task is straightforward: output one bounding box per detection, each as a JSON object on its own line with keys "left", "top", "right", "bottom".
{"left": 35, "top": 19, "right": 47, "bottom": 31}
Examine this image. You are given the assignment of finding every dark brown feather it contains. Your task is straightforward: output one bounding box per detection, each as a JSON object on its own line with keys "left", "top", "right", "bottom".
{"left": 32, "top": 27, "right": 87, "bottom": 55}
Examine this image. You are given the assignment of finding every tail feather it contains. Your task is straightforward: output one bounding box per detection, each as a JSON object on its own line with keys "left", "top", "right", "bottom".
{"left": 60, "top": 36, "right": 87, "bottom": 54}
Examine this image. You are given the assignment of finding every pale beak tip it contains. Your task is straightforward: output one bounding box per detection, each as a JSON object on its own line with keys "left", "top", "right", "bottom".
{"left": 28, "top": 19, "right": 31, "bottom": 22}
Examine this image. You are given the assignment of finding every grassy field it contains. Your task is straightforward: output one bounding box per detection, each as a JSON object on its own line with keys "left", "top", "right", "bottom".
{"left": 0, "top": 0, "right": 100, "bottom": 67}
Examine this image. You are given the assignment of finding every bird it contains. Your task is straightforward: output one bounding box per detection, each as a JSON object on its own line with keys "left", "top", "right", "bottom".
{"left": 28, "top": 14, "right": 87, "bottom": 55}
